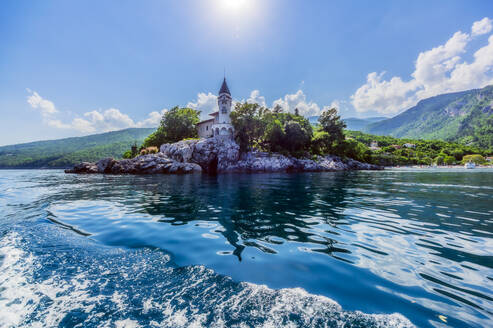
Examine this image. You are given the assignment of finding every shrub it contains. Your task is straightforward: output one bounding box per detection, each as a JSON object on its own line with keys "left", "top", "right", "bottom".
{"left": 122, "top": 150, "right": 133, "bottom": 159}
{"left": 462, "top": 154, "right": 486, "bottom": 165}
{"left": 140, "top": 146, "right": 159, "bottom": 155}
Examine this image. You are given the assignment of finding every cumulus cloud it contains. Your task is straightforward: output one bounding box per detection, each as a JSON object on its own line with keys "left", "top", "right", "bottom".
{"left": 26, "top": 90, "right": 167, "bottom": 134}
{"left": 272, "top": 90, "right": 323, "bottom": 116}
{"left": 28, "top": 87, "right": 336, "bottom": 135}
{"left": 187, "top": 92, "right": 218, "bottom": 120}
{"left": 50, "top": 108, "right": 168, "bottom": 134}
{"left": 246, "top": 90, "right": 266, "bottom": 107}
{"left": 472, "top": 17, "right": 492, "bottom": 36}
{"left": 351, "top": 17, "right": 493, "bottom": 115}
{"left": 26, "top": 89, "right": 58, "bottom": 116}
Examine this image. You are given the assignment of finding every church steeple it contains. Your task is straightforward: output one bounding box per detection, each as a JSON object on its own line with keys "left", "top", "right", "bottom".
{"left": 219, "top": 77, "right": 231, "bottom": 96}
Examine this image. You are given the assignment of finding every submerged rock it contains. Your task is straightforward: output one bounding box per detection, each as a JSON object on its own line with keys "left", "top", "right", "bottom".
{"left": 66, "top": 137, "right": 381, "bottom": 175}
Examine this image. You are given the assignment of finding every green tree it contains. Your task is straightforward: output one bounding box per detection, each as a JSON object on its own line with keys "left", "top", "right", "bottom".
{"left": 434, "top": 155, "right": 444, "bottom": 165}
{"left": 283, "top": 121, "right": 311, "bottom": 155}
{"left": 318, "top": 108, "right": 346, "bottom": 152}
{"left": 230, "top": 103, "right": 267, "bottom": 152}
{"left": 444, "top": 155, "right": 455, "bottom": 165}
{"left": 263, "top": 119, "right": 284, "bottom": 152}
{"left": 143, "top": 106, "right": 200, "bottom": 147}
{"left": 273, "top": 104, "right": 283, "bottom": 113}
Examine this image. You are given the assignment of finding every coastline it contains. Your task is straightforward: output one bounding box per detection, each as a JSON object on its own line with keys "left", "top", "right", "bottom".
{"left": 389, "top": 164, "right": 493, "bottom": 169}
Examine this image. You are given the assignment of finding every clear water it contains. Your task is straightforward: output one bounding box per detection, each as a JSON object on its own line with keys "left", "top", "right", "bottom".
{"left": 0, "top": 169, "right": 492, "bottom": 327}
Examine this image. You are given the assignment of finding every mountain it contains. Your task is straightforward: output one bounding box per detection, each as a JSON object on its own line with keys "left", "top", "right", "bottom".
{"left": 0, "top": 128, "right": 155, "bottom": 168}
{"left": 343, "top": 117, "right": 387, "bottom": 131}
{"left": 365, "top": 85, "right": 493, "bottom": 148}
{"left": 308, "top": 116, "right": 387, "bottom": 131}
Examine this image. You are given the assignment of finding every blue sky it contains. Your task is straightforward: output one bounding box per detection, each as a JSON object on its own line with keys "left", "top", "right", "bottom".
{"left": 1, "top": 0, "right": 493, "bottom": 145}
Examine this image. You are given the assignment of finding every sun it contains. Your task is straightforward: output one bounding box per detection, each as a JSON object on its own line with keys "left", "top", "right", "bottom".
{"left": 218, "top": 0, "right": 249, "bottom": 13}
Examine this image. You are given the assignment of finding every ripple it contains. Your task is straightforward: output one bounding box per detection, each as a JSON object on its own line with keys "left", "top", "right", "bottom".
{"left": 0, "top": 169, "right": 492, "bottom": 327}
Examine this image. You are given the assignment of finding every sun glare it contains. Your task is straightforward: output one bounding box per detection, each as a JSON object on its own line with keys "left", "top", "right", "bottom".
{"left": 218, "top": 0, "right": 250, "bottom": 13}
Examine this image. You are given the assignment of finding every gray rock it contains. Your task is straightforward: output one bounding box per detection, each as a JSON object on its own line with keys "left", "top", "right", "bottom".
{"left": 96, "top": 158, "right": 116, "bottom": 173}
{"left": 65, "top": 162, "right": 98, "bottom": 174}
{"left": 67, "top": 154, "right": 201, "bottom": 175}
{"left": 67, "top": 137, "right": 381, "bottom": 175}
{"left": 160, "top": 137, "right": 239, "bottom": 172}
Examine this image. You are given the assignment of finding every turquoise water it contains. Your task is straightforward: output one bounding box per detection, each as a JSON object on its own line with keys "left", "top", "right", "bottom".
{"left": 0, "top": 169, "right": 492, "bottom": 327}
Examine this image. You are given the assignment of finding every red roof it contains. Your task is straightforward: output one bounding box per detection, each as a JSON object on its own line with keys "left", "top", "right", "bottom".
{"left": 209, "top": 111, "right": 219, "bottom": 117}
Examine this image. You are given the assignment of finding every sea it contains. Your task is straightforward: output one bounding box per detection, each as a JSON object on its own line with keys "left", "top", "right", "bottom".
{"left": 0, "top": 168, "right": 492, "bottom": 327}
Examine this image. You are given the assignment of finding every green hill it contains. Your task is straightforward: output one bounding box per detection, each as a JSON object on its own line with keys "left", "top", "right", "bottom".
{"left": 0, "top": 128, "right": 155, "bottom": 168}
{"left": 308, "top": 116, "right": 387, "bottom": 131}
{"left": 365, "top": 85, "right": 493, "bottom": 149}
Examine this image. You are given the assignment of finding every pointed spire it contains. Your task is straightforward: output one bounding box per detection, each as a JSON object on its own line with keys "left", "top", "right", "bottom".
{"left": 219, "top": 77, "right": 231, "bottom": 96}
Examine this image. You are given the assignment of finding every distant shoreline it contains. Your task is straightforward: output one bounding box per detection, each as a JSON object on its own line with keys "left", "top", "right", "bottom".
{"left": 389, "top": 165, "right": 493, "bottom": 169}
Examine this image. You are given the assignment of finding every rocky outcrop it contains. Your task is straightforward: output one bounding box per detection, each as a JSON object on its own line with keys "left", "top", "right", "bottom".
{"left": 226, "top": 151, "right": 380, "bottom": 173}
{"left": 161, "top": 137, "right": 381, "bottom": 173}
{"left": 66, "top": 137, "right": 382, "bottom": 175}
{"left": 160, "top": 137, "right": 240, "bottom": 172}
{"left": 65, "top": 154, "right": 202, "bottom": 174}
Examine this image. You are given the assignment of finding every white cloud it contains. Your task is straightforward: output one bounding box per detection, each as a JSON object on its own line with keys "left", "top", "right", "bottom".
{"left": 27, "top": 87, "right": 336, "bottom": 136}
{"left": 135, "top": 109, "right": 167, "bottom": 128}
{"left": 26, "top": 90, "right": 168, "bottom": 134}
{"left": 186, "top": 92, "right": 218, "bottom": 120}
{"left": 26, "top": 89, "right": 57, "bottom": 116}
{"left": 351, "top": 17, "right": 493, "bottom": 115}
{"left": 246, "top": 90, "right": 266, "bottom": 107}
{"left": 62, "top": 108, "right": 168, "bottom": 133}
{"left": 272, "top": 90, "right": 322, "bottom": 116}
{"left": 472, "top": 17, "right": 492, "bottom": 36}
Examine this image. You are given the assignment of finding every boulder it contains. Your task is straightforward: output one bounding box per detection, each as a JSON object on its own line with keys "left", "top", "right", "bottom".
{"left": 65, "top": 162, "right": 98, "bottom": 174}
{"left": 96, "top": 158, "right": 117, "bottom": 173}
{"left": 160, "top": 137, "right": 239, "bottom": 172}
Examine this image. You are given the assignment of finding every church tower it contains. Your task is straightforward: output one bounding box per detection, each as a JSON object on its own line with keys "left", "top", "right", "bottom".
{"left": 218, "top": 78, "right": 232, "bottom": 124}
{"left": 195, "top": 77, "right": 234, "bottom": 139}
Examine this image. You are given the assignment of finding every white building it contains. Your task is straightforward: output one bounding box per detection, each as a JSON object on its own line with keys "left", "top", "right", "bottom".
{"left": 197, "top": 78, "right": 234, "bottom": 139}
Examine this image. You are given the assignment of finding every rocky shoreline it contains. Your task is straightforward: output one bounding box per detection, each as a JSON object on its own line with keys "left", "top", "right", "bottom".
{"left": 65, "top": 137, "right": 382, "bottom": 174}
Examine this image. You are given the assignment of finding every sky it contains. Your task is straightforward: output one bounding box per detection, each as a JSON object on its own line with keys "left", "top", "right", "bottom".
{"left": 1, "top": 0, "right": 493, "bottom": 146}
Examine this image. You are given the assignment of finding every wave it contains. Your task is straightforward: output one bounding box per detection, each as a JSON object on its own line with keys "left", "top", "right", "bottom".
{"left": 0, "top": 230, "right": 414, "bottom": 328}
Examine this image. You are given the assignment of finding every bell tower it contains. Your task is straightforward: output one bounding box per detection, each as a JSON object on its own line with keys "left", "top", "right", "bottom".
{"left": 218, "top": 78, "right": 232, "bottom": 124}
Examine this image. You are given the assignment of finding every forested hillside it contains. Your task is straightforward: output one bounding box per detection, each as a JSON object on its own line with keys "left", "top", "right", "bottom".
{"left": 0, "top": 128, "right": 155, "bottom": 168}
{"left": 309, "top": 116, "right": 386, "bottom": 131}
{"left": 366, "top": 85, "right": 493, "bottom": 149}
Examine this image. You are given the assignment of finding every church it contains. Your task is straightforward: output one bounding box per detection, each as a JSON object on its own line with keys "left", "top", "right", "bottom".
{"left": 197, "top": 78, "right": 234, "bottom": 139}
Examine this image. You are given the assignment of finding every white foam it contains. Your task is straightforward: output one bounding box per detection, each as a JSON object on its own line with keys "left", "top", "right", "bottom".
{"left": 0, "top": 232, "right": 415, "bottom": 328}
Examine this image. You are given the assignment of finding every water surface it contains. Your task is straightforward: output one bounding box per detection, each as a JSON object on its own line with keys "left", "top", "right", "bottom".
{"left": 0, "top": 169, "right": 492, "bottom": 327}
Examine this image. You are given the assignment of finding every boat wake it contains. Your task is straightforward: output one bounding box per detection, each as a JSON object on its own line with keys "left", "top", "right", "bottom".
{"left": 0, "top": 228, "right": 414, "bottom": 328}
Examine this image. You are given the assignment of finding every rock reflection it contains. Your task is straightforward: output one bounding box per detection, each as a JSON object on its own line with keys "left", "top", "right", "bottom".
{"left": 134, "top": 173, "right": 351, "bottom": 261}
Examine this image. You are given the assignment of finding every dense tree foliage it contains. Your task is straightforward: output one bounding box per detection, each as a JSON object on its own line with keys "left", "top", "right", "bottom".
{"left": 346, "top": 130, "right": 492, "bottom": 166}
{"left": 311, "top": 108, "right": 347, "bottom": 155}
{"left": 230, "top": 103, "right": 266, "bottom": 152}
{"left": 230, "top": 103, "right": 313, "bottom": 156}
{"left": 143, "top": 107, "right": 200, "bottom": 147}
